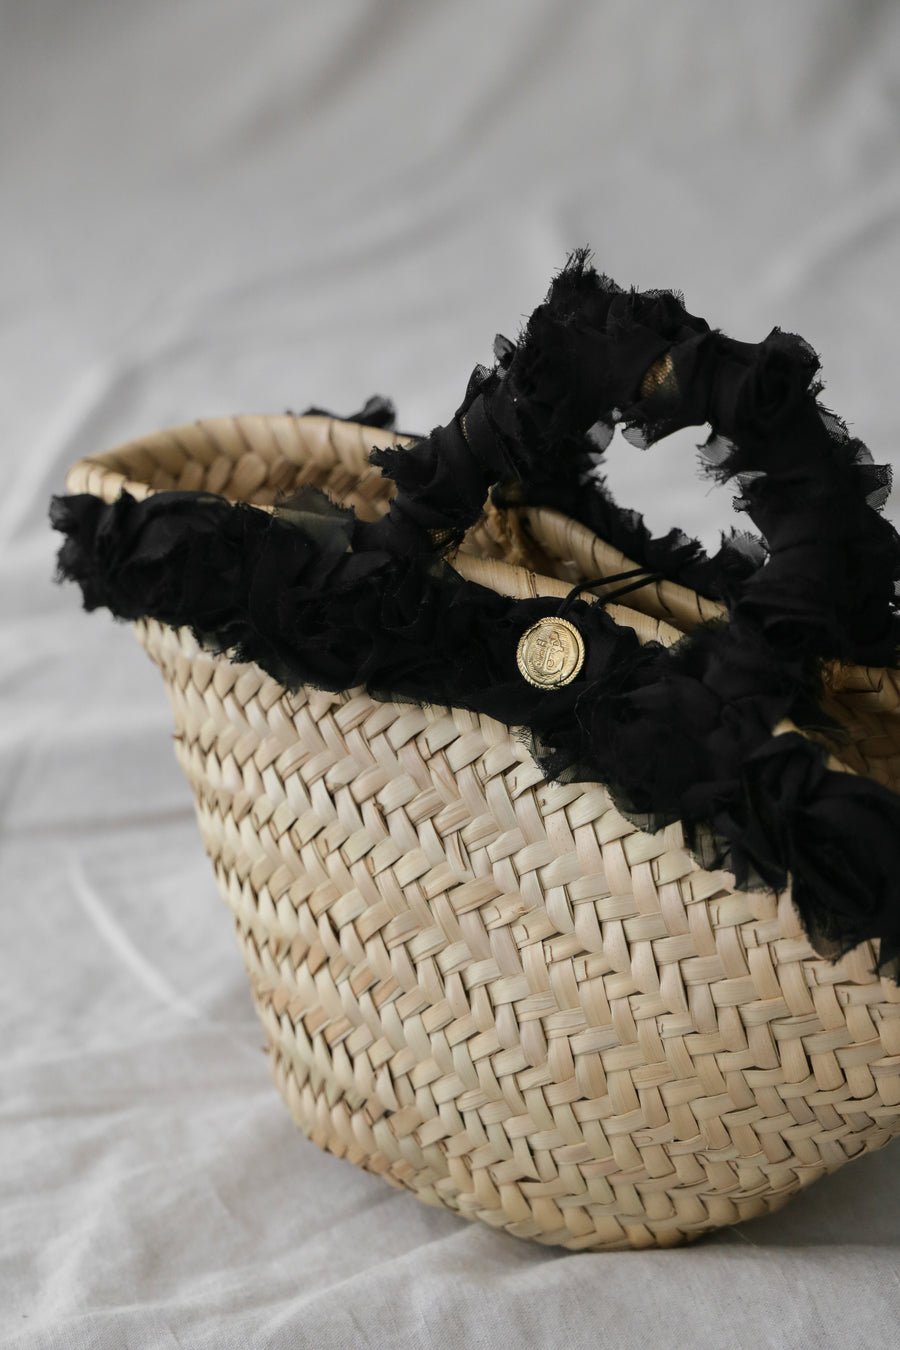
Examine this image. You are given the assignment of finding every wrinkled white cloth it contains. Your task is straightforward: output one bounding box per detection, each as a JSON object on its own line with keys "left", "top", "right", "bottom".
{"left": 3, "top": 2, "right": 900, "bottom": 1345}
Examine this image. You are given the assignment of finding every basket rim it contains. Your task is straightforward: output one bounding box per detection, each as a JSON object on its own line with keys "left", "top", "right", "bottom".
{"left": 63, "top": 411, "right": 900, "bottom": 720}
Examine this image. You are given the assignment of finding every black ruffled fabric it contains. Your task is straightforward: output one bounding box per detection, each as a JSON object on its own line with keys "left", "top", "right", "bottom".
{"left": 374, "top": 250, "right": 900, "bottom": 665}
{"left": 298, "top": 394, "right": 400, "bottom": 431}
{"left": 51, "top": 253, "right": 900, "bottom": 981}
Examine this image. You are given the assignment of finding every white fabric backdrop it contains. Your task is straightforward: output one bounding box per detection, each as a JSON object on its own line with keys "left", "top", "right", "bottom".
{"left": 3, "top": 1, "right": 900, "bottom": 1344}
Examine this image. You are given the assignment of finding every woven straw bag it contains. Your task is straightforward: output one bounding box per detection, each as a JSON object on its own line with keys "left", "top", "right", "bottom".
{"left": 55, "top": 264, "right": 900, "bottom": 1250}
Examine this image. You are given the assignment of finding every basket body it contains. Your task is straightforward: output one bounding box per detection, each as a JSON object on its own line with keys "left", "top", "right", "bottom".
{"left": 66, "top": 411, "right": 900, "bottom": 1250}
{"left": 137, "top": 618, "right": 900, "bottom": 1251}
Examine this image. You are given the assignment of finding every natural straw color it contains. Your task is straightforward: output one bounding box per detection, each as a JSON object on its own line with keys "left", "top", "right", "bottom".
{"left": 67, "top": 414, "right": 900, "bottom": 1250}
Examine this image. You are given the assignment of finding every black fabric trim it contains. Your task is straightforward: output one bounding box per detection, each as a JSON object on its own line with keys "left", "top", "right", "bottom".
{"left": 296, "top": 394, "right": 398, "bottom": 430}
{"left": 50, "top": 253, "right": 900, "bottom": 981}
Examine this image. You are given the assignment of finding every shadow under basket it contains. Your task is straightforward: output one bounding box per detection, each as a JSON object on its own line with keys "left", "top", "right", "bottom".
{"left": 65, "top": 411, "right": 900, "bottom": 1251}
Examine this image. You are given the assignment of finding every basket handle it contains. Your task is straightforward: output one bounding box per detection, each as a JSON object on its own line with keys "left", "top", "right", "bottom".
{"left": 367, "top": 254, "right": 900, "bottom": 666}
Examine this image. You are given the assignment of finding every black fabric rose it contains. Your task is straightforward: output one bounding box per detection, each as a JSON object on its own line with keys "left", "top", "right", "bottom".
{"left": 736, "top": 734, "right": 900, "bottom": 972}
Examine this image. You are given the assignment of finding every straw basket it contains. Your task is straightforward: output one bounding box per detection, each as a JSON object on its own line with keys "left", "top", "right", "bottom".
{"left": 63, "top": 410, "right": 900, "bottom": 1251}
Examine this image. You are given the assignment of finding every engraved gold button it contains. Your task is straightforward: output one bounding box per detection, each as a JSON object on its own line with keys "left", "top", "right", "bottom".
{"left": 516, "top": 617, "right": 585, "bottom": 689}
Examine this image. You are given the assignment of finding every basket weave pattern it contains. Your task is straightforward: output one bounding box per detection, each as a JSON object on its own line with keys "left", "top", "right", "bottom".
{"left": 70, "top": 414, "right": 900, "bottom": 1249}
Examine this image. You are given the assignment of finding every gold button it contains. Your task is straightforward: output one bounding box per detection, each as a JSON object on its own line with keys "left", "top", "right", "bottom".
{"left": 516, "top": 617, "right": 585, "bottom": 689}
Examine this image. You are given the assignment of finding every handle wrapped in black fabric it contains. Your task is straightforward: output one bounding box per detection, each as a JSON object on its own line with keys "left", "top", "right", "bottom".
{"left": 370, "top": 250, "right": 900, "bottom": 667}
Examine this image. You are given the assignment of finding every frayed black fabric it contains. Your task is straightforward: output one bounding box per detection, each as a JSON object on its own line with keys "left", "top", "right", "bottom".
{"left": 298, "top": 394, "right": 399, "bottom": 430}
{"left": 374, "top": 250, "right": 900, "bottom": 665}
{"left": 51, "top": 253, "right": 900, "bottom": 980}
